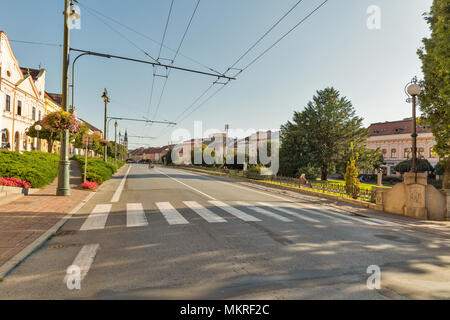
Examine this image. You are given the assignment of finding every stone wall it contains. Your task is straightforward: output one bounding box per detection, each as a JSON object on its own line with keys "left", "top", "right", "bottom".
{"left": 375, "top": 173, "right": 448, "bottom": 221}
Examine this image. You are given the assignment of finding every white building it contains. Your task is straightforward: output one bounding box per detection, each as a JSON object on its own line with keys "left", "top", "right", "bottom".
{"left": 1, "top": 31, "right": 46, "bottom": 152}
{"left": 367, "top": 118, "right": 440, "bottom": 175}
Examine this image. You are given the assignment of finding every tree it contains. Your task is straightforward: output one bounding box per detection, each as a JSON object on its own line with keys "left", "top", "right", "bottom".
{"left": 394, "top": 159, "right": 434, "bottom": 174}
{"left": 344, "top": 143, "right": 361, "bottom": 199}
{"left": 280, "top": 87, "right": 369, "bottom": 180}
{"left": 25, "top": 121, "right": 59, "bottom": 153}
{"left": 71, "top": 122, "right": 90, "bottom": 149}
{"left": 26, "top": 110, "right": 80, "bottom": 153}
{"left": 417, "top": 0, "right": 450, "bottom": 188}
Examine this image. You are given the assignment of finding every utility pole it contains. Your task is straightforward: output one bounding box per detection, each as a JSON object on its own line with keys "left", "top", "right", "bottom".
{"left": 114, "top": 121, "right": 118, "bottom": 163}
{"left": 102, "top": 89, "right": 109, "bottom": 162}
{"left": 56, "top": 0, "right": 72, "bottom": 196}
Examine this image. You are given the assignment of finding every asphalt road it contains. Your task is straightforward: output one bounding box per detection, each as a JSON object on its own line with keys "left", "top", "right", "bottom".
{"left": 0, "top": 164, "right": 449, "bottom": 299}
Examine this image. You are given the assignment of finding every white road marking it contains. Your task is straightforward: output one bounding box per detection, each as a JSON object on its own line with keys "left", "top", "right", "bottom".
{"left": 279, "top": 202, "right": 352, "bottom": 224}
{"left": 209, "top": 201, "right": 261, "bottom": 222}
{"left": 111, "top": 165, "right": 131, "bottom": 203}
{"left": 236, "top": 201, "right": 293, "bottom": 222}
{"left": 257, "top": 202, "right": 320, "bottom": 223}
{"left": 165, "top": 167, "right": 393, "bottom": 227}
{"left": 183, "top": 201, "right": 226, "bottom": 223}
{"left": 65, "top": 244, "right": 99, "bottom": 282}
{"left": 127, "top": 203, "right": 148, "bottom": 228}
{"left": 80, "top": 204, "right": 112, "bottom": 231}
{"left": 156, "top": 202, "right": 189, "bottom": 225}
{"left": 154, "top": 168, "right": 216, "bottom": 200}
{"left": 291, "top": 202, "right": 381, "bottom": 225}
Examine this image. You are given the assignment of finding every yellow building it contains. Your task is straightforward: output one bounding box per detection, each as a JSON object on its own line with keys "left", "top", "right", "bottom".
{"left": 42, "top": 92, "right": 62, "bottom": 153}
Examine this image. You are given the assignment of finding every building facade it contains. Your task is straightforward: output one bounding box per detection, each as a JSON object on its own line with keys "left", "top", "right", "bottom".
{"left": 367, "top": 118, "right": 440, "bottom": 175}
{"left": 1, "top": 31, "right": 46, "bottom": 152}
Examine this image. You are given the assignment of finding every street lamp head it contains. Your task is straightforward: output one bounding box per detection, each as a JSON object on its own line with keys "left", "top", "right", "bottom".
{"left": 405, "top": 77, "right": 422, "bottom": 98}
{"left": 101, "top": 88, "right": 109, "bottom": 102}
{"left": 35, "top": 124, "right": 42, "bottom": 131}
{"left": 115, "top": 121, "right": 118, "bottom": 128}
{"left": 407, "top": 83, "right": 421, "bottom": 96}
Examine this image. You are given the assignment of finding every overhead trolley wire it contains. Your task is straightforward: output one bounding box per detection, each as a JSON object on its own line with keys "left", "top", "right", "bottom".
{"left": 237, "top": 0, "right": 330, "bottom": 73}
{"left": 159, "top": 0, "right": 331, "bottom": 137}
{"left": 76, "top": 0, "right": 222, "bottom": 76}
{"left": 227, "top": 0, "right": 305, "bottom": 72}
{"left": 152, "top": 0, "right": 202, "bottom": 122}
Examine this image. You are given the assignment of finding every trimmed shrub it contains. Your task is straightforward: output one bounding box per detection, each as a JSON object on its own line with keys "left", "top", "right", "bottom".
{"left": 345, "top": 159, "right": 361, "bottom": 199}
{"left": 71, "top": 156, "right": 125, "bottom": 185}
{"left": 0, "top": 151, "right": 59, "bottom": 188}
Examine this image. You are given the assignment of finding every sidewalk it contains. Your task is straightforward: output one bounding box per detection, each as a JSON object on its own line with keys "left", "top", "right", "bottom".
{"left": 0, "top": 161, "right": 92, "bottom": 279}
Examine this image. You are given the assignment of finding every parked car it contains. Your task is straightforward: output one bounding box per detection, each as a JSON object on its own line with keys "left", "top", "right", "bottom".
{"left": 126, "top": 159, "right": 136, "bottom": 163}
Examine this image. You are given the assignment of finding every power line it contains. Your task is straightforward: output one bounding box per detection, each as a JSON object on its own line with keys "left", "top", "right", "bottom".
{"left": 152, "top": 0, "right": 202, "bottom": 122}
{"left": 76, "top": 0, "right": 222, "bottom": 75}
{"left": 158, "top": 0, "right": 175, "bottom": 60}
{"left": 238, "top": 0, "right": 330, "bottom": 73}
{"left": 79, "top": 2, "right": 159, "bottom": 62}
{"left": 228, "top": 0, "right": 305, "bottom": 71}
{"left": 157, "top": 0, "right": 330, "bottom": 138}
{"left": 10, "top": 39, "right": 62, "bottom": 47}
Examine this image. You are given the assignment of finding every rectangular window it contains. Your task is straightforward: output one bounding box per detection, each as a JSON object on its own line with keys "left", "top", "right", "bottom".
{"left": 382, "top": 149, "right": 387, "bottom": 156}
{"left": 391, "top": 148, "right": 397, "bottom": 158}
{"left": 404, "top": 148, "right": 411, "bottom": 159}
{"left": 5, "top": 95, "right": 11, "bottom": 112}
{"left": 39, "top": 110, "right": 42, "bottom": 121}
{"left": 32, "top": 107, "right": 36, "bottom": 120}
{"left": 17, "top": 100, "right": 22, "bottom": 116}
{"left": 418, "top": 147, "right": 424, "bottom": 158}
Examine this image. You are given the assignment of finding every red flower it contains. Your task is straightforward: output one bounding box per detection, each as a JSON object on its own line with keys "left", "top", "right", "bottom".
{"left": 82, "top": 180, "right": 98, "bottom": 190}
{"left": 0, "top": 177, "right": 32, "bottom": 188}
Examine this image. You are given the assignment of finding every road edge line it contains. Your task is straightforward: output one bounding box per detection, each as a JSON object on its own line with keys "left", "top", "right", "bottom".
{"left": 0, "top": 191, "right": 96, "bottom": 281}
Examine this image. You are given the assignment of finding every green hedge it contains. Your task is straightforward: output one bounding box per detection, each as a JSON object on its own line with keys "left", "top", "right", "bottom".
{"left": 0, "top": 151, "right": 59, "bottom": 188}
{"left": 71, "top": 156, "right": 125, "bottom": 184}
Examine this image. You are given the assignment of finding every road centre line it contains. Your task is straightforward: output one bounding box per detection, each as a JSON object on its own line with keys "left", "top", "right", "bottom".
{"left": 111, "top": 165, "right": 131, "bottom": 203}
{"left": 154, "top": 167, "right": 216, "bottom": 200}
{"left": 167, "top": 167, "right": 385, "bottom": 226}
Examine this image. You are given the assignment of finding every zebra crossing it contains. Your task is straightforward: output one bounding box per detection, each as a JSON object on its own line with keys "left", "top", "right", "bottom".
{"left": 78, "top": 200, "right": 396, "bottom": 231}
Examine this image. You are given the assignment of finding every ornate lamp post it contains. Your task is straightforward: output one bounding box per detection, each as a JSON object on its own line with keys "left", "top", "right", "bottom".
{"left": 405, "top": 77, "right": 422, "bottom": 174}
{"left": 101, "top": 89, "right": 109, "bottom": 162}
{"left": 57, "top": 0, "right": 80, "bottom": 196}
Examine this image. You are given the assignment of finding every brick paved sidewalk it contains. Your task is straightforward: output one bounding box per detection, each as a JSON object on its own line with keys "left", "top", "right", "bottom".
{"left": 0, "top": 160, "right": 92, "bottom": 270}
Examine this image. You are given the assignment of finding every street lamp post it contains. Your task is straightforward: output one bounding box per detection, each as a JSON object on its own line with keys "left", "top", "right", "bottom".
{"left": 35, "top": 124, "right": 42, "bottom": 151}
{"left": 405, "top": 77, "right": 422, "bottom": 174}
{"left": 119, "top": 131, "right": 122, "bottom": 160}
{"left": 101, "top": 89, "right": 109, "bottom": 162}
{"left": 57, "top": 0, "right": 74, "bottom": 196}
{"left": 114, "top": 121, "right": 118, "bottom": 162}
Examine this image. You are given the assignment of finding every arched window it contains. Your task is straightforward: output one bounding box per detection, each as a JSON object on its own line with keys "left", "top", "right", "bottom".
{"left": 1, "top": 129, "right": 9, "bottom": 148}
{"left": 23, "top": 135, "right": 28, "bottom": 150}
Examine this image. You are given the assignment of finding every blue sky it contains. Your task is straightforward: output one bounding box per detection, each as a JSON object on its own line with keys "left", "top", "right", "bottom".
{"left": 1, "top": 0, "right": 432, "bottom": 148}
